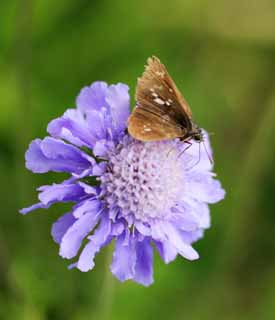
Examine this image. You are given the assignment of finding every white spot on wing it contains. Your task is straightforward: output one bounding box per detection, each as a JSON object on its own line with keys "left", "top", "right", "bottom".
{"left": 154, "top": 98, "right": 165, "bottom": 105}
{"left": 156, "top": 71, "right": 165, "bottom": 78}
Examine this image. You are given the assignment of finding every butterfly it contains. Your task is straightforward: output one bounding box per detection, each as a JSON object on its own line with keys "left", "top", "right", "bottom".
{"left": 127, "top": 56, "right": 203, "bottom": 144}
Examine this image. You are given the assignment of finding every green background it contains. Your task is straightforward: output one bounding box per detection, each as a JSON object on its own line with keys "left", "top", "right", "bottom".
{"left": 1, "top": 1, "right": 275, "bottom": 319}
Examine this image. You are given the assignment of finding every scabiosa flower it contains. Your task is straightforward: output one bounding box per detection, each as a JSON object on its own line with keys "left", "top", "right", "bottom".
{"left": 20, "top": 81, "right": 225, "bottom": 286}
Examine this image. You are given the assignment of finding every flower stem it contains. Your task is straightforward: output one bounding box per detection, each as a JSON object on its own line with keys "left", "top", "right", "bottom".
{"left": 96, "top": 245, "right": 115, "bottom": 320}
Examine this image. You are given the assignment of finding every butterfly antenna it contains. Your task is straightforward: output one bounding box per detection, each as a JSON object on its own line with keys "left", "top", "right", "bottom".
{"left": 203, "top": 140, "right": 214, "bottom": 164}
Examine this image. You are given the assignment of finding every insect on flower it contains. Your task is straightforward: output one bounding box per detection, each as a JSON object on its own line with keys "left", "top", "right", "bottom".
{"left": 20, "top": 64, "right": 225, "bottom": 286}
{"left": 128, "top": 56, "right": 210, "bottom": 160}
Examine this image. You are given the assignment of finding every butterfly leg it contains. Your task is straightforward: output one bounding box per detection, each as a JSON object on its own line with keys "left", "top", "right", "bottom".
{"left": 166, "top": 145, "right": 176, "bottom": 157}
{"left": 166, "top": 138, "right": 191, "bottom": 158}
{"left": 185, "top": 142, "right": 202, "bottom": 170}
{"left": 177, "top": 139, "right": 193, "bottom": 159}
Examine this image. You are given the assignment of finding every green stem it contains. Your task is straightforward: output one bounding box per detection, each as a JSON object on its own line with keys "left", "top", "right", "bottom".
{"left": 96, "top": 245, "right": 115, "bottom": 320}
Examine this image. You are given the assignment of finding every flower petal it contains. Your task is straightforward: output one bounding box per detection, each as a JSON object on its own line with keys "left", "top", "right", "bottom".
{"left": 151, "top": 222, "right": 166, "bottom": 241}
{"left": 134, "top": 238, "right": 153, "bottom": 286}
{"left": 163, "top": 223, "right": 199, "bottom": 261}
{"left": 171, "top": 198, "right": 211, "bottom": 230}
{"left": 135, "top": 221, "right": 152, "bottom": 236}
{"left": 77, "top": 182, "right": 98, "bottom": 195}
{"left": 111, "top": 221, "right": 125, "bottom": 236}
{"left": 51, "top": 212, "right": 77, "bottom": 244}
{"left": 59, "top": 209, "right": 101, "bottom": 259}
{"left": 170, "top": 207, "right": 199, "bottom": 232}
{"left": 182, "top": 200, "right": 211, "bottom": 229}
{"left": 185, "top": 171, "right": 225, "bottom": 204}
{"left": 105, "top": 83, "right": 130, "bottom": 134}
{"left": 72, "top": 199, "right": 101, "bottom": 219}
{"left": 155, "top": 240, "right": 178, "bottom": 264}
{"left": 93, "top": 140, "right": 110, "bottom": 157}
{"left": 38, "top": 182, "right": 85, "bottom": 205}
{"left": 180, "top": 229, "right": 204, "bottom": 244}
{"left": 47, "top": 109, "right": 96, "bottom": 147}
{"left": 76, "top": 81, "right": 108, "bottom": 112}
{"left": 110, "top": 232, "right": 136, "bottom": 282}
{"left": 85, "top": 109, "right": 109, "bottom": 141}
{"left": 19, "top": 202, "right": 49, "bottom": 215}
{"left": 20, "top": 181, "right": 85, "bottom": 215}
{"left": 92, "top": 163, "right": 107, "bottom": 177}
{"left": 26, "top": 138, "right": 92, "bottom": 174}
{"left": 77, "top": 214, "right": 111, "bottom": 272}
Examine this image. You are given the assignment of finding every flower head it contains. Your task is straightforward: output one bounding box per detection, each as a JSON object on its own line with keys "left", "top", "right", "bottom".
{"left": 20, "top": 81, "right": 225, "bottom": 286}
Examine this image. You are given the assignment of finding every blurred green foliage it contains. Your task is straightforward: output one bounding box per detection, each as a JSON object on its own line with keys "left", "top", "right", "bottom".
{"left": 1, "top": 0, "right": 275, "bottom": 319}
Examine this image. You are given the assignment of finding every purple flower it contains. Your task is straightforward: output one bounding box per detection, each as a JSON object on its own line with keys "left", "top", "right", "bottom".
{"left": 20, "top": 81, "right": 225, "bottom": 286}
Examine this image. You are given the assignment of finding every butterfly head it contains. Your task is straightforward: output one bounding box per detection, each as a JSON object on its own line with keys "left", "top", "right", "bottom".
{"left": 191, "top": 125, "right": 204, "bottom": 143}
{"left": 192, "top": 126, "right": 214, "bottom": 165}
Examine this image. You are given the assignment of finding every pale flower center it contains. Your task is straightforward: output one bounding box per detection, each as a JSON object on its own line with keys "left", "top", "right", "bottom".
{"left": 100, "top": 137, "right": 184, "bottom": 223}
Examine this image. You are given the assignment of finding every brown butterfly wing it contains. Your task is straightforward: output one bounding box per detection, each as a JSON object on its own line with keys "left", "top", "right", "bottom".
{"left": 128, "top": 56, "right": 193, "bottom": 141}
{"left": 128, "top": 102, "right": 185, "bottom": 141}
